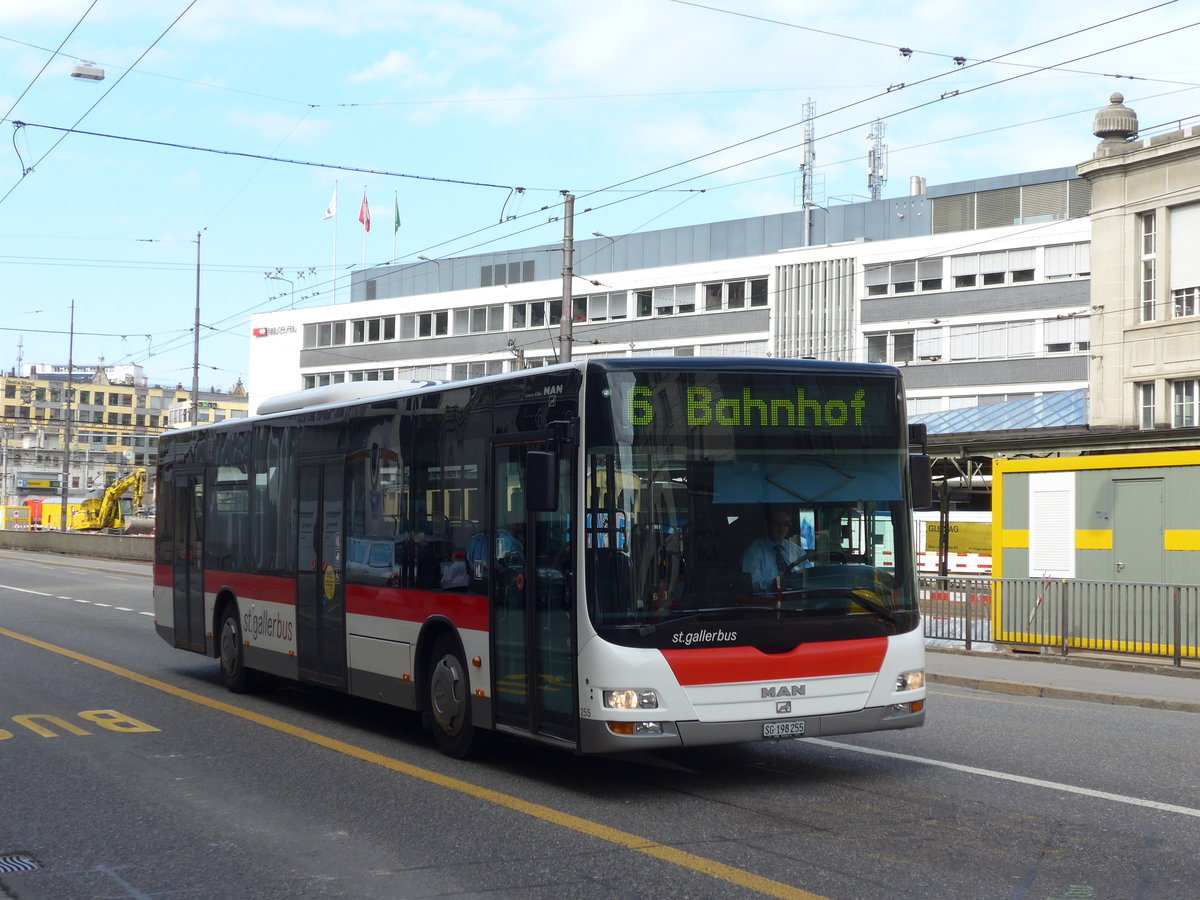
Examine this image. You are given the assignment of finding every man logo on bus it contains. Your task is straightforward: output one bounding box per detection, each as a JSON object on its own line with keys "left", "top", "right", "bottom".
{"left": 761, "top": 684, "right": 807, "bottom": 698}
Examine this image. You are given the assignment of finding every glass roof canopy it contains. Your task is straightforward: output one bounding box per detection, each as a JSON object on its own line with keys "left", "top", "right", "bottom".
{"left": 911, "top": 389, "right": 1087, "bottom": 436}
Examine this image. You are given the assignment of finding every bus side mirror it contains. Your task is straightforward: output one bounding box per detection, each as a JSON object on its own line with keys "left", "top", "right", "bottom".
{"left": 526, "top": 451, "right": 558, "bottom": 512}
{"left": 909, "top": 454, "right": 933, "bottom": 511}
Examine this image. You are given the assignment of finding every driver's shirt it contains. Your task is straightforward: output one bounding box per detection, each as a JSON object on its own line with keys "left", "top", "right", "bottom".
{"left": 742, "top": 537, "right": 811, "bottom": 591}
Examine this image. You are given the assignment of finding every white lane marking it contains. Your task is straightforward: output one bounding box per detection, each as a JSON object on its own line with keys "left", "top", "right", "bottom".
{"left": 1, "top": 585, "right": 55, "bottom": 597}
{"left": 1, "top": 583, "right": 150, "bottom": 618}
{"left": 809, "top": 738, "right": 1200, "bottom": 819}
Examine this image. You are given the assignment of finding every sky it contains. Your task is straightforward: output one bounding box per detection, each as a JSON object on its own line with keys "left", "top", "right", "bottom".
{"left": 0, "top": 0, "right": 1196, "bottom": 400}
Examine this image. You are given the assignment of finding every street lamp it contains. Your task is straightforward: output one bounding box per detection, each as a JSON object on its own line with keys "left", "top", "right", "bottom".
{"left": 265, "top": 270, "right": 295, "bottom": 307}
{"left": 591, "top": 231, "right": 618, "bottom": 273}
{"left": 417, "top": 256, "right": 441, "bottom": 291}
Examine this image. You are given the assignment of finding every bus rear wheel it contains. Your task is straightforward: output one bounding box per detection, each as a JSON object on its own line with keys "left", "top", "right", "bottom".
{"left": 218, "top": 608, "right": 255, "bottom": 693}
{"left": 427, "top": 634, "right": 489, "bottom": 758}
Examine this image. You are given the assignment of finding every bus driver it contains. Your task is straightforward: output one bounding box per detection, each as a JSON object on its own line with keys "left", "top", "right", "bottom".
{"left": 742, "top": 505, "right": 812, "bottom": 592}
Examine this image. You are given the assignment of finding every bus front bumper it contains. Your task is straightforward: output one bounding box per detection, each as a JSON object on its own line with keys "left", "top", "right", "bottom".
{"left": 578, "top": 702, "right": 924, "bottom": 754}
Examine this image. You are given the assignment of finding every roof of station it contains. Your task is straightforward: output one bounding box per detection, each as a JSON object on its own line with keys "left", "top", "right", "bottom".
{"left": 912, "top": 389, "right": 1088, "bottom": 435}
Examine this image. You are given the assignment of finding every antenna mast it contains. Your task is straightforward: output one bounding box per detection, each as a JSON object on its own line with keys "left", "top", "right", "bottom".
{"left": 867, "top": 119, "right": 887, "bottom": 201}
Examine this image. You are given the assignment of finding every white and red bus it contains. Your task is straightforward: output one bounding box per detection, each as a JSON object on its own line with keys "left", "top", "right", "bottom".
{"left": 153, "top": 358, "right": 928, "bottom": 757}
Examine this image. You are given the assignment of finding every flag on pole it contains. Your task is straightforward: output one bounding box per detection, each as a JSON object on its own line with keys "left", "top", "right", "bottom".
{"left": 358, "top": 190, "right": 371, "bottom": 232}
{"left": 394, "top": 193, "right": 401, "bottom": 233}
{"left": 322, "top": 187, "right": 337, "bottom": 220}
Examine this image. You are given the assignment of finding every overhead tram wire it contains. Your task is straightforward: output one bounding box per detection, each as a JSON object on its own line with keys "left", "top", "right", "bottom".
{"left": 570, "top": 19, "right": 1200, "bottom": 220}
{"left": 572, "top": 0, "right": 1192, "bottom": 204}
{"left": 141, "top": 26, "right": 1188, "bottom": 372}
{"left": 667, "top": 0, "right": 1190, "bottom": 83}
{"left": 8, "top": 2, "right": 1183, "bottom": 287}
{"left": 50, "top": 10, "right": 1195, "bottom": 371}
{"left": 6, "top": 1, "right": 1177, "bottom": 220}
{"left": 0, "top": 0, "right": 201, "bottom": 209}
{"left": 502, "top": 179, "right": 1200, "bottom": 363}
{"left": 0, "top": 1, "right": 99, "bottom": 128}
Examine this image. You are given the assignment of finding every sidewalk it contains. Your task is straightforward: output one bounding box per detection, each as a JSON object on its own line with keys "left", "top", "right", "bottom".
{"left": 925, "top": 646, "right": 1200, "bottom": 714}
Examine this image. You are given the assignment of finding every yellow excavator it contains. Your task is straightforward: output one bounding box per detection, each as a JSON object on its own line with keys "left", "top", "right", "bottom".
{"left": 70, "top": 468, "right": 152, "bottom": 533}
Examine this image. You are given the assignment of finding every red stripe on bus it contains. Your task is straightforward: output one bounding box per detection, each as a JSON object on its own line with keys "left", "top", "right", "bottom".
{"left": 155, "top": 567, "right": 488, "bottom": 631}
{"left": 346, "top": 585, "right": 489, "bottom": 631}
{"left": 661, "top": 637, "right": 888, "bottom": 685}
{"left": 153, "top": 564, "right": 172, "bottom": 587}
{"left": 204, "top": 570, "right": 298, "bottom": 605}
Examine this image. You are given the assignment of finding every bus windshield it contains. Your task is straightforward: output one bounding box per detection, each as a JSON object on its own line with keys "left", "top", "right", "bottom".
{"left": 584, "top": 366, "right": 919, "bottom": 647}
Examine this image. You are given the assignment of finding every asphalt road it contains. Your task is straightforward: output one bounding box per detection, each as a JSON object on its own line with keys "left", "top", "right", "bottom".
{"left": 2, "top": 549, "right": 1198, "bottom": 900}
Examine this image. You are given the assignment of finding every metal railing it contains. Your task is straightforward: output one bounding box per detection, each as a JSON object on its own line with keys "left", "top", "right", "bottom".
{"left": 920, "top": 576, "right": 1200, "bottom": 666}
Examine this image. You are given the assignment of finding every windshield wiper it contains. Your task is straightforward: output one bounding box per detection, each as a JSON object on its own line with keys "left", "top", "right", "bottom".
{"left": 772, "top": 587, "right": 900, "bottom": 625}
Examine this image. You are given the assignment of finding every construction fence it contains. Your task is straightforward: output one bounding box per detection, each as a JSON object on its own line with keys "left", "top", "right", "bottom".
{"left": 921, "top": 575, "right": 1200, "bottom": 667}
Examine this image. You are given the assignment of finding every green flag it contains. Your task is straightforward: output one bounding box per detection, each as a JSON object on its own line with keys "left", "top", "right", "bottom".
{"left": 393, "top": 194, "right": 401, "bottom": 233}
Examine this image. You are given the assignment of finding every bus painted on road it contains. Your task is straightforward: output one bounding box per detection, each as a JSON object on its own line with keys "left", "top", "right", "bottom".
{"left": 153, "top": 358, "right": 928, "bottom": 757}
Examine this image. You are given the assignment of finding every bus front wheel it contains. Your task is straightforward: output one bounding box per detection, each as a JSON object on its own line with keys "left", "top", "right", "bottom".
{"left": 218, "top": 608, "right": 254, "bottom": 693}
{"left": 427, "top": 634, "right": 489, "bottom": 758}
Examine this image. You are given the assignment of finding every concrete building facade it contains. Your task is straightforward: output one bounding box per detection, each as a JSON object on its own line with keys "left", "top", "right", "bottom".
{"left": 0, "top": 363, "right": 248, "bottom": 506}
{"left": 249, "top": 167, "right": 1095, "bottom": 423}
{"left": 1078, "top": 93, "right": 1200, "bottom": 433}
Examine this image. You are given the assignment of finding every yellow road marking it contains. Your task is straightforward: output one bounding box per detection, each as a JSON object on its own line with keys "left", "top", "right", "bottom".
{"left": 0, "top": 625, "right": 825, "bottom": 900}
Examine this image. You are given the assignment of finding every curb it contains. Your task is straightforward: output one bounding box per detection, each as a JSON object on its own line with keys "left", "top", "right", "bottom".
{"left": 927, "top": 673, "right": 1200, "bottom": 714}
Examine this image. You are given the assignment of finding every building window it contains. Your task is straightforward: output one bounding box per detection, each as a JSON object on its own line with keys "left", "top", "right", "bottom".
{"left": 351, "top": 316, "right": 396, "bottom": 343}
{"left": 585, "top": 292, "right": 627, "bottom": 322}
{"left": 450, "top": 360, "right": 505, "bottom": 381}
{"left": 864, "top": 261, "right": 938, "bottom": 296}
{"left": 918, "top": 258, "right": 943, "bottom": 291}
{"left": 638, "top": 284, "right": 696, "bottom": 317}
{"left": 404, "top": 311, "right": 449, "bottom": 338}
{"left": 891, "top": 261, "right": 916, "bottom": 293}
{"left": 1140, "top": 212, "right": 1157, "bottom": 323}
{"left": 303, "top": 321, "right": 347, "bottom": 348}
{"left": 1172, "top": 379, "right": 1198, "bottom": 428}
{"left": 951, "top": 254, "right": 978, "bottom": 288}
{"left": 350, "top": 369, "right": 396, "bottom": 382}
{"left": 481, "top": 260, "right": 535, "bottom": 287}
{"left": 1046, "top": 243, "right": 1089, "bottom": 279}
{"left": 866, "top": 331, "right": 914, "bottom": 364}
{"left": 509, "top": 300, "right": 558, "bottom": 329}
{"left": 750, "top": 278, "right": 767, "bottom": 306}
{"left": 1173, "top": 286, "right": 1198, "bottom": 319}
{"left": 865, "top": 265, "right": 889, "bottom": 297}
{"left": 302, "top": 372, "right": 347, "bottom": 389}
{"left": 1138, "top": 383, "right": 1155, "bottom": 430}
{"left": 1043, "top": 316, "right": 1089, "bottom": 353}
{"left": 702, "top": 278, "right": 767, "bottom": 309}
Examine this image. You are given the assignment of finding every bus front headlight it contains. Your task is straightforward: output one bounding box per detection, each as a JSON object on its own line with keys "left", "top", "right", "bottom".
{"left": 895, "top": 669, "right": 925, "bottom": 692}
{"left": 603, "top": 689, "right": 659, "bottom": 710}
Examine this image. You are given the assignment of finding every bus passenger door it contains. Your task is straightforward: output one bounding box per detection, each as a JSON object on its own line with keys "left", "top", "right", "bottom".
{"left": 171, "top": 468, "right": 206, "bottom": 653}
{"left": 296, "top": 456, "right": 348, "bottom": 689}
{"left": 491, "top": 439, "right": 576, "bottom": 745}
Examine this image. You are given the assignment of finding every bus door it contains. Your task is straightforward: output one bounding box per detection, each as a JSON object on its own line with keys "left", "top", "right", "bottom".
{"left": 490, "top": 437, "right": 576, "bottom": 745}
{"left": 171, "top": 467, "right": 206, "bottom": 653}
{"left": 296, "top": 455, "right": 348, "bottom": 689}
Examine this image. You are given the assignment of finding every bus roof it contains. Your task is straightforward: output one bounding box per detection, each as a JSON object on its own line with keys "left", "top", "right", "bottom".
{"left": 174, "top": 357, "right": 903, "bottom": 435}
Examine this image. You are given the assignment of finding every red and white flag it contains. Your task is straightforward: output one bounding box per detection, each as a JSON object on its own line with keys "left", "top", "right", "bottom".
{"left": 322, "top": 187, "right": 336, "bottom": 220}
{"left": 358, "top": 191, "right": 371, "bottom": 232}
